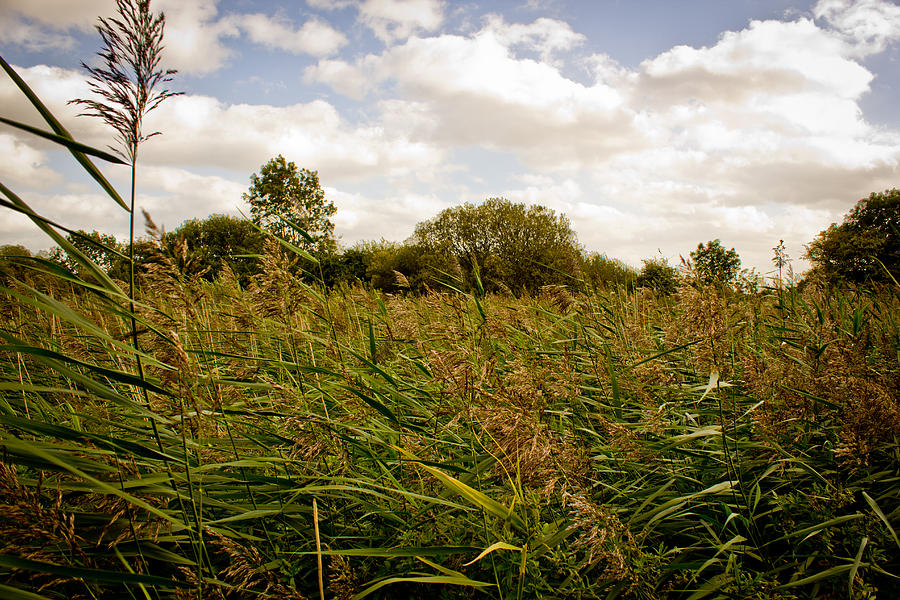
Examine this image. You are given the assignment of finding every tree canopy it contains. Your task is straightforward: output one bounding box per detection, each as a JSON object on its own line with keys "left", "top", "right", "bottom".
{"left": 690, "top": 239, "right": 741, "bottom": 287}
{"left": 166, "top": 214, "right": 267, "bottom": 284}
{"left": 636, "top": 258, "right": 679, "bottom": 296}
{"left": 410, "top": 198, "right": 580, "bottom": 295}
{"left": 243, "top": 155, "right": 336, "bottom": 253}
{"left": 805, "top": 189, "right": 900, "bottom": 285}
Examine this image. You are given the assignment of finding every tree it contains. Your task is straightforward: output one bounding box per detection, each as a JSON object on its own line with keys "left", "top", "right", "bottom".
{"left": 51, "top": 229, "right": 123, "bottom": 274}
{"left": 244, "top": 155, "right": 336, "bottom": 254}
{"left": 805, "top": 189, "right": 900, "bottom": 284}
{"left": 636, "top": 258, "right": 679, "bottom": 296}
{"left": 690, "top": 239, "right": 741, "bottom": 286}
{"left": 580, "top": 252, "right": 637, "bottom": 291}
{"left": 412, "top": 198, "right": 580, "bottom": 295}
{"left": 0, "top": 245, "right": 33, "bottom": 287}
{"left": 166, "top": 215, "right": 267, "bottom": 284}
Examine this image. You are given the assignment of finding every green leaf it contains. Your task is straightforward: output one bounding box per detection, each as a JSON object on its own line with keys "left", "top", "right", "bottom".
{"left": 849, "top": 536, "right": 868, "bottom": 596}
{"left": 395, "top": 446, "right": 526, "bottom": 532}
{"left": 462, "top": 541, "right": 522, "bottom": 566}
{"left": 352, "top": 575, "right": 493, "bottom": 600}
{"left": 0, "top": 583, "right": 54, "bottom": 600}
{"left": 862, "top": 492, "right": 900, "bottom": 549}
{"left": 0, "top": 116, "right": 127, "bottom": 164}
{"left": 0, "top": 554, "right": 190, "bottom": 588}
{"left": 0, "top": 183, "right": 122, "bottom": 294}
{"left": 776, "top": 564, "right": 855, "bottom": 589}
{"left": 0, "top": 54, "right": 129, "bottom": 211}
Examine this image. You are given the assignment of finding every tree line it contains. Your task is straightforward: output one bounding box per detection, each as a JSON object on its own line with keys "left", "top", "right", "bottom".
{"left": 4, "top": 154, "right": 898, "bottom": 294}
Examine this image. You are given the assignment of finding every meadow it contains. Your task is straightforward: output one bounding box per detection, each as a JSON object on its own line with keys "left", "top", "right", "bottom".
{"left": 0, "top": 26, "right": 898, "bottom": 598}
{"left": 0, "top": 235, "right": 898, "bottom": 598}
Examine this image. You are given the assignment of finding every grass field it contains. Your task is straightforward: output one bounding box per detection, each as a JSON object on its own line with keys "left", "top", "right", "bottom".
{"left": 1, "top": 45, "right": 898, "bottom": 599}
{"left": 1, "top": 239, "right": 898, "bottom": 599}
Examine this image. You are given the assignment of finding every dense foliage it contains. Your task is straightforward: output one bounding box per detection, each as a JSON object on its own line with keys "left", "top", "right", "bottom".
{"left": 166, "top": 214, "right": 268, "bottom": 283}
{"left": 0, "top": 245, "right": 898, "bottom": 599}
{"left": 412, "top": 197, "right": 581, "bottom": 295}
{"left": 806, "top": 188, "right": 900, "bottom": 285}
{"left": 690, "top": 239, "right": 742, "bottom": 287}
{"left": 245, "top": 155, "right": 337, "bottom": 253}
{"left": 635, "top": 258, "right": 679, "bottom": 295}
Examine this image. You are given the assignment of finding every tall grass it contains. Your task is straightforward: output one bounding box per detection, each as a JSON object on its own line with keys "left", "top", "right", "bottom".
{"left": 1, "top": 59, "right": 899, "bottom": 599}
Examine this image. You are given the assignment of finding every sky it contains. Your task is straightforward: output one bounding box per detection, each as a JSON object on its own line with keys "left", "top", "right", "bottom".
{"left": 1, "top": 0, "right": 899, "bottom": 275}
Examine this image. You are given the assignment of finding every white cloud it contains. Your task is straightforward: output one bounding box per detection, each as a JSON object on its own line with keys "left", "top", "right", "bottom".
{"left": 358, "top": 0, "right": 445, "bottom": 44}
{"left": 152, "top": 0, "right": 240, "bottom": 76}
{"left": 0, "top": 0, "right": 108, "bottom": 51}
{"left": 236, "top": 14, "right": 348, "bottom": 56}
{"left": 814, "top": 0, "right": 900, "bottom": 56}
{"left": 1, "top": 64, "right": 444, "bottom": 185}
{"left": 637, "top": 19, "right": 873, "bottom": 103}
{"left": 306, "top": 0, "right": 356, "bottom": 9}
{"left": 0, "top": 64, "right": 96, "bottom": 131}
{"left": 1, "top": 0, "right": 346, "bottom": 75}
{"left": 1, "top": 0, "right": 237, "bottom": 76}
{"left": 304, "top": 10, "right": 900, "bottom": 264}
{"left": 481, "top": 14, "right": 585, "bottom": 64}
{"left": 140, "top": 95, "right": 445, "bottom": 182}
{"left": 0, "top": 0, "right": 109, "bottom": 28}
{"left": 329, "top": 188, "right": 447, "bottom": 244}
{"left": 0, "top": 134, "right": 63, "bottom": 188}
{"left": 134, "top": 166, "right": 248, "bottom": 233}
{"left": 305, "top": 59, "right": 376, "bottom": 100}
{"left": 308, "top": 25, "right": 637, "bottom": 167}
{"left": 0, "top": 16, "right": 76, "bottom": 52}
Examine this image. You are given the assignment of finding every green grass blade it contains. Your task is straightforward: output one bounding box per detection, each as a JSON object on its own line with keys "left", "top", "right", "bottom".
{"left": 0, "top": 116, "right": 127, "bottom": 164}
{"left": 0, "top": 54, "right": 128, "bottom": 210}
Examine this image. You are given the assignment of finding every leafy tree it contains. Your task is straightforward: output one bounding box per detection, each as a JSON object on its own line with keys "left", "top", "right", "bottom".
{"left": 166, "top": 215, "right": 267, "bottom": 284}
{"left": 108, "top": 239, "right": 160, "bottom": 283}
{"left": 0, "top": 245, "right": 33, "bottom": 286}
{"left": 580, "top": 252, "right": 637, "bottom": 291}
{"left": 244, "top": 155, "right": 336, "bottom": 253}
{"left": 805, "top": 189, "right": 900, "bottom": 284}
{"left": 353, "top": 240, "right": 454, "bottom": 293}
{"left": 636, "top": 258, "right": 679, "bottom": 296}
{"left": 51, "top": 230, "right": 123, "bottom": 274}
{"left": 412, "top": 198, "right": 580, "bottom": 295}
{"left": 317, "top": 248, "right": 369, "bottom": 288}
{"left": 690, "top": 239, "right": 741, "bottom": 286}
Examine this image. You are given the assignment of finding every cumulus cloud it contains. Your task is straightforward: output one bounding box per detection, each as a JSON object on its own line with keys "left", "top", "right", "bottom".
{"left": 308, "top": 24, "right": 637, "bottom": 167}
{"left": 358, "top": 0, "right": 445, "bottom": 44}
{"left": 330, "top": 188, "right": 448, "bottom": 244}
{"left": 2, "top": 63, "right": 444, "bottom": 185}
{"left": 149, "top": 0, "right": 239, "bottom": 75}
{"left": 138, "top": 95, "right": 445, "bottom": 182}
{"left": 0, "top": 0, "right": 108, "bottom": 51}
{"left": 0, "top": 134, "right": 64, "bottom": 188}
{"left": 308, "top": 12, "right": 899, "bottom": 211}
{"left": 0, "top": 0, "right": 108, "bottom": 28}
{"left": 329, "top": 6, "right": 897, "bottom": 269}
{"left": 2, "top": 0, "right": 346, "bottom": 74}
{"left": 0, "top": 64, "right": 96, "bottom": 131}
{"left": 306, "top": 0, "right": 356, "bottom": 9}
{"left": 481, "top": 14, "right": 585, "bottom": 64}
{"left": 814, "top": 0, "right": 900, "bottom": 55}
{"left": 232, "top": 14, "right": 348, "bottom": 56}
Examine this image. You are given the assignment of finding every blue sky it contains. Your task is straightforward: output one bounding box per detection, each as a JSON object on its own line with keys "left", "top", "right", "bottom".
{"left": 2, "top": 0, "right": 899, "bottom": 274}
